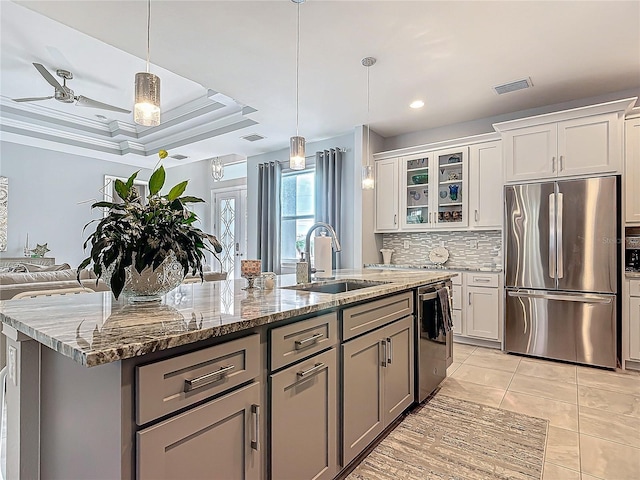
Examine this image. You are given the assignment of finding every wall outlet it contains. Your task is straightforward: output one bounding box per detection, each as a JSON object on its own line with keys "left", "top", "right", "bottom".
{"left": 403, "top": 240, "right": 410, "bottom": 249}
{"left": 469, "top": 240, "right": 478, "bottom": 249}
{"left": 8, "top": 345, "right": 17, "bottom": 386}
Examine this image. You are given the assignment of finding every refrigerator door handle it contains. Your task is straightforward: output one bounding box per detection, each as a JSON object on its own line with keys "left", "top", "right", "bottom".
{"left": 507, "top": 290, "right": 612, "bottom": 304}
{"left": 549, "top": 193, "right": 556, "bottom": 279}
{"left": 557, "top": 193, "right": 564, "bottom": 279}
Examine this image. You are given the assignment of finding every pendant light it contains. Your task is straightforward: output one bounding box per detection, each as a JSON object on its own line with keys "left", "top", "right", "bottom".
{"left": 289, "top": 0, "right": 305, "bottom": 170}
{"left": 211, "top": 157, "right": 224, "bottom": 181}
{"left": 134, "top": 0, "right": 161, "bottom": 126}
{"left": 361, "top": 57, "right": 376, "bottom": 190}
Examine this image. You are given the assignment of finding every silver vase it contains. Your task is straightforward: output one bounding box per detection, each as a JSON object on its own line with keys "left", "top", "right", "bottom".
{"left": 105, "top": 252, "right": 185, "bottom": 303}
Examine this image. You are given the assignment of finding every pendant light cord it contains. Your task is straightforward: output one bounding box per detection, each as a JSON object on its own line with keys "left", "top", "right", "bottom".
{"left": 146, "top": 0, "right": 151, "bottom": 73}
{"left": 295, "top": 1, "right": 300, "bottom": 136}
{"left": 366, "top": 64, "right": 370, "bottom": 167}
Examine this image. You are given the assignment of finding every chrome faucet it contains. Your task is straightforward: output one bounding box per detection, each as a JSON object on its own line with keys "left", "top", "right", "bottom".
{"left": 304, "top": 222, "right": 341, "bottom": 281}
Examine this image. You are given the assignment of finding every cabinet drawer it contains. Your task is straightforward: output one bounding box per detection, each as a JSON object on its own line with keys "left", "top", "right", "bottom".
{"left": 136, "top": 333, "right": 260, "bottom": 425}
{"left": 467, "top": 273, "right": 499, "bottom": 288}
{"left": 452, "top": 285, "right": 462, "bottom": 310}
{"left": 451, "top": 274, "right": 462, "bottom": 286}
{"left": 342, "top": 292, "right": 413, "bottom": 341}
{"left": 270, "top": 312, "right": 337, "bottom": 371}
{"left": 630, "top": 280, "right": 640, "bottom": 297}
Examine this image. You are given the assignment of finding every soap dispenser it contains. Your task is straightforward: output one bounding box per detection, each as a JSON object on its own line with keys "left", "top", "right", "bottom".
{"left": 296, "top": 252, "right": 309, "bottom": 284}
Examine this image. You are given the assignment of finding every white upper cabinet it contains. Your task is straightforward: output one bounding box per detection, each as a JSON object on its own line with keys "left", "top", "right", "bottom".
{"left": 399, "top": 148, "right": 469, "bottom": 230}
{"left": 374, "top": 158, "right": 399, "bottom": 232}
{"left": 495, "top": 98, "right": 635, "bottom": 183}
{"left": 625, "top": 116, "right": 640, "bottom": 224}
{"left": 469, "top": 141, "right": 503, "bottom": 229}
{"left": 503, "top": 124, "right": 556, "bottom": 181}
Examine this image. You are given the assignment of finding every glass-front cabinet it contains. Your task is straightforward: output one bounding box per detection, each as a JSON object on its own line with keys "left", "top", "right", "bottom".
{"left": 400, "top": 147, "right": 468, "bottom": 230}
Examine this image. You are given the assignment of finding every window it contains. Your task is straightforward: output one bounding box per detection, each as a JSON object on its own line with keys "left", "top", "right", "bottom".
{"left": 280, "top": 168, "right": 315, "bottom": 264}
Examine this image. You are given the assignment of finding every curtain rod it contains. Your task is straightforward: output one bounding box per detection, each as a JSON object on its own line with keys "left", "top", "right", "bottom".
{"left": 261, "top": 147, "right": 349, "bottom": 165}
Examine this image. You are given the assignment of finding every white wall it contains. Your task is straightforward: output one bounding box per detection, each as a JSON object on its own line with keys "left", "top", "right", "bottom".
{"left": 246, "top": 133, "right": 357, "bottom": 268}
{"left": 383, "top": 88, "right": 640, "bottom": 151}
{"left": 0, "top": 142, "right": 151, "bottom": 266}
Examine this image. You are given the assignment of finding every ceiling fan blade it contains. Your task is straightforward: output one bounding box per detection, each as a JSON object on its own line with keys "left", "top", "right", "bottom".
{"left": 32, "top": 63, "right": 64, "bottom": 91}
{"left": 12, "top": 96, "right": 54, "bottom": 103}
{"left": 75, "top": 95, "right": 131, "bottom": 114}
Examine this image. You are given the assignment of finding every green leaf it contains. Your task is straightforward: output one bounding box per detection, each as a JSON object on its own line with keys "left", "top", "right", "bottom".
{"left": 125, "top": 171, "right": 140, "bottom": 190}
{"left": 179, "top": 196, "right": 205, "bottom": 204}
{"left": 148, "top": 166, "right": 166, "bottom": 195}
{"left": 167, "top": 181, "right": 188, "bottom": 201}
{"left": 114, "top": 179, "right": 129, "bottom": 201}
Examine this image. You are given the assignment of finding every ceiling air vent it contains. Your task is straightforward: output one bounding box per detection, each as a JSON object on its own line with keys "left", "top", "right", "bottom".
{"left": 493, "top": 78, "right": 533, "bottom": 95}
{"left": 169, "top": 154, "right": 189, "bottom": 161}
{"left": 241, "top": 133, "right": 265, "bottom": 142}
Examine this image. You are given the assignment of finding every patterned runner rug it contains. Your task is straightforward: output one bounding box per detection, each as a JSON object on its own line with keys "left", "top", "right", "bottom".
{"left": 347, "top": 394, "right": 548, "bottom": 480}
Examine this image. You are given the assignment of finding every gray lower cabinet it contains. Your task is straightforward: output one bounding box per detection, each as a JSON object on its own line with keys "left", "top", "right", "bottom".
{"left": 137, "top": 381, "right": 262, "bottom": 479}
{"left": 342, "top": 315, "right": 414, "bottom": 466}
{"left": 270, "top": 348, "right": 338, "bottom": 480}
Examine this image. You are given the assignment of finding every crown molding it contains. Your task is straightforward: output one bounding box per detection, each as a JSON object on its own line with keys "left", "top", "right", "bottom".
{"left": 0, "top": 90, "right": 259, "bottom": 160}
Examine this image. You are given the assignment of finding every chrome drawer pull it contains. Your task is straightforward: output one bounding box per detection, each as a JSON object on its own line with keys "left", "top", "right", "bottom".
{"left": 294, "top": 332, "right": 323, "bottom": 349}
{"left": 184, "top": 364, "right": 235, "bottom": 392}
{"left": 381, "top": 340, "right": 387, "bottom": 367}
{"left": 251, "top": 404, "right": 260, "bottom": 451}
{"left": 387, "top": 337, "right": 392, "bottom": 365}
{"left": 474, "top": 278, "right": 491, "bottom": 283}
{"left": 297, "top": 362, "right": 326, "bottom": 378}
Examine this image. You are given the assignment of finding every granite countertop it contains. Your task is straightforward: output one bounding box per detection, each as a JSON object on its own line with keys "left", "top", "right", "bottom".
{"left": 0, "top": 269, "right": 453, "bottom": 368}
{"left": 365, "top": 263, "right": 503, "bottom": 273}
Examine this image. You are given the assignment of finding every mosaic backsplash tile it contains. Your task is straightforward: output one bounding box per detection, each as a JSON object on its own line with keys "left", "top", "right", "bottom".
{"left": 381, "top": 230, "right": 502, "bottom": 269}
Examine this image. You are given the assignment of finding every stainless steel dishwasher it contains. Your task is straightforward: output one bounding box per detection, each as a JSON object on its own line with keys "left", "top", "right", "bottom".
{"left": 416, "top": 281, "right": 452, "bottom": 403}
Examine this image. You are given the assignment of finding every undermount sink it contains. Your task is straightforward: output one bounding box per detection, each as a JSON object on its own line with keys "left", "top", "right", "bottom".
{"left": 282, "top": 279, "right": 388, "bottom": 294}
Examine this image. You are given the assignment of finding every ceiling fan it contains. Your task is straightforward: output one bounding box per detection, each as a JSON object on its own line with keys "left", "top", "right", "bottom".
{"left": 12, "top": 62, "right": 131, "bottom": 114}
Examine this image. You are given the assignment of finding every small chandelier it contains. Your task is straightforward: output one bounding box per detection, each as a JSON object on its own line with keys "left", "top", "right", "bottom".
{"left": 361, "top": 57, "right": 376, "bottom": 190}
{"left": 211, "top": 157, "right": 224, "bottom": 181}
{"left": 289, "top": 0, "right": 306, "bottom": 170}
{"left": 134, "top": 0, "right": 161, "bottom": 126}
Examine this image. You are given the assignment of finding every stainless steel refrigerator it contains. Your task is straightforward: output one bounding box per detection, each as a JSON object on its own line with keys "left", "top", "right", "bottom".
{"left": 504, "top": 176, "right": 619, "bottom": 368}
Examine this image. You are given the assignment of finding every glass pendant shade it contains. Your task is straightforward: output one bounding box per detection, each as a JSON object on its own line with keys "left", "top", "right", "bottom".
{"left": 134, "top": 72, "right": 161, "bottom": 126}
{"left": 289, "top": 135, "right": 305, "bottom": 170}
{"left": 362, "top": 164, "right": 375, "bottom": 190}
{"left": 211, "top": 157, "right": 224, "bottom": 181}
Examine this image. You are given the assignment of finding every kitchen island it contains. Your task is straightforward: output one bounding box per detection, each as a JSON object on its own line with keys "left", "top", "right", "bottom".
{"left": 1, "top": 269, "right": 453, "bottom": 479}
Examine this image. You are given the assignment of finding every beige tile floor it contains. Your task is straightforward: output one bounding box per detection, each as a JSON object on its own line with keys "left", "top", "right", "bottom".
{"left": 437, "top": 343, "right": 640, "bottom": 480}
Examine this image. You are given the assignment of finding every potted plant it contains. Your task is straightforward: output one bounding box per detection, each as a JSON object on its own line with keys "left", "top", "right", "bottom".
{"left": 78, "top": 151, "right": 223, "bottom": 301}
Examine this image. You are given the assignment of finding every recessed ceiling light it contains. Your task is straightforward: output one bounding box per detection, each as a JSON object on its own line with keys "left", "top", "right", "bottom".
{"left": 410, "top": 100, "right": 424, "bottom": 109}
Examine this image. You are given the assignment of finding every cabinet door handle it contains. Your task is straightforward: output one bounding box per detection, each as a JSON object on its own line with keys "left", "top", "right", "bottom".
{"left": 297, "top": 362, "right": 326, "bottom": 378}
{"left": 387, "top": 337, "right": 392, "bottom": 365}
{"left": 475, "top": 209, "right": 479, "bottom": 222}
{"left": 394, "top": 214, "right": 397, "bottom": 225}
{"left": 184, "top": 364, "right": 235, "bottom": 392}
{"left": 429, "top": 212, "right": 433, "bottom": 224}
{"left": 251, "top": 404, "right": 260, "bottom": 451}
{"left": 381, "top": 340, "right": 387, "bottom": 367}
{"left": 294, "top": 333, "right": 323, "bottom": 350}
{"left": 559, "top": 155, "right": 564, "bottom": 171}
{"left": 551, "top": 156, "right": 556, "bottom": 172}
{"left": 468, "top": 292, "right": 472, "bottom": 305}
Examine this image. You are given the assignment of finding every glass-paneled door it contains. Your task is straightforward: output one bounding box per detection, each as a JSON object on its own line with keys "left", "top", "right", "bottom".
{"left": 212, "top": 188, "right": 247, "bottom": 280}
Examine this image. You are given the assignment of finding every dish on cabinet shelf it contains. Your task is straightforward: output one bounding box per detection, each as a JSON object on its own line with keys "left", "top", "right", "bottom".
{"left": 429, "top": 246, "right": 449, "bottom": 264}
{"left": 411, "top": 174, "right": 428, "bottom": 185}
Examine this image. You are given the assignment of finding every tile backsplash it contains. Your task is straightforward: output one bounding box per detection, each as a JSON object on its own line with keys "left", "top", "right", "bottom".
{"left": 382, "top": 230, "right": 502, "bottom": 269}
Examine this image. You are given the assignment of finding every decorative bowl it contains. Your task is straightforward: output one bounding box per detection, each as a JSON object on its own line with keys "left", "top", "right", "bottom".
{"left": 412, "top": 174, "right": 428, "bottom": 185}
